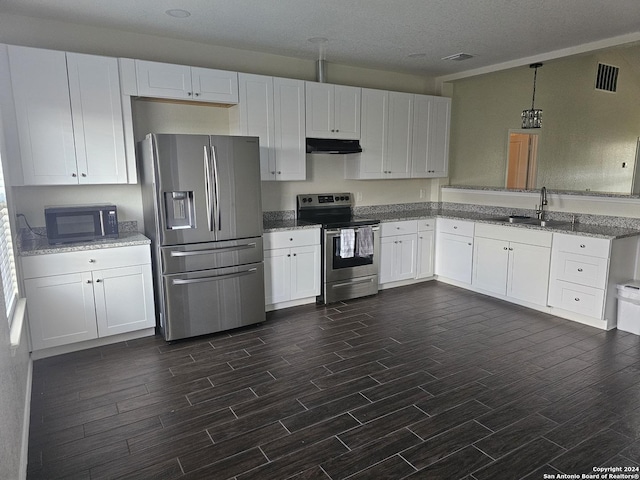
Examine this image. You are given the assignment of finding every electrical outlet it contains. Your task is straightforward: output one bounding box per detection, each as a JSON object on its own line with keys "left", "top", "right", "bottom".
{"left": 356, "top": 192, "right": 363, "bottom": 201}
{"left": 419, "top": 189, "right": 426, "bottom": 199}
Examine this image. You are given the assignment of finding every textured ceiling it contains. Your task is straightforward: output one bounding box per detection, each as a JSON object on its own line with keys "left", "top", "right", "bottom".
{"left": 1, "top": 0, "right": 640, "bottom": 77}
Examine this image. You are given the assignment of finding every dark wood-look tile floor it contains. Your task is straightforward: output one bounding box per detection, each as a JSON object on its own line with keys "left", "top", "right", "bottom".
{"left": 27, "top": 281, "right": 640, "bottom": 479}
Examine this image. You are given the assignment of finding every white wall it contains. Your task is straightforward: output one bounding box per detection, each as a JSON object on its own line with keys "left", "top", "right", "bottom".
{"left": 0, "top": 13, "right": 440, "bottom": 226}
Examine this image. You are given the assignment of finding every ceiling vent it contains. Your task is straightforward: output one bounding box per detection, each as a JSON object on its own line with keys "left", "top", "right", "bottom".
{"left": 595, "top": 63, "right": 619, "bottom": 93}
{"left": 441, "top": 53, "right": 474, "bottom": 61}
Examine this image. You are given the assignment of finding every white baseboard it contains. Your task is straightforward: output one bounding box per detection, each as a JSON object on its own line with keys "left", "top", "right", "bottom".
{"left": 30, "top": 328, "right": 156, "bottom": 360}
{"left": 19, "top": 358, "right": 32, "bottom": 480}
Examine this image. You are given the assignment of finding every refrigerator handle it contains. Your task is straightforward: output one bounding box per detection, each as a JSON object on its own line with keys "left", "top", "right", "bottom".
{"left": 211, "top": 145, "right": 221, "bottom": 231}
{"left": 172, "top": 268, "right": 258, "bottom": 285}
{"left": 203, "top": 146, "right": 214, "bottom": 232}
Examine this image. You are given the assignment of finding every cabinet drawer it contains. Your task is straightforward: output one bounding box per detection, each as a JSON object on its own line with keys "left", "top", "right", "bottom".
{"left": 475, "top": 223, "right": 552, "bottom": 247}
{"left": 264, "top": 228, "right": 320, "bottom": 250}
{"left": 548, "top": 279, "right": 605, "bottom": 319}
{"left": 437, "top": 218, "right": 475, "bottom": 237}
{"left": 21, "top": 245, "right": 151, "bottom": 279}
{"left": 551, "top": 251, "right": 609, "bottom": 289}
{"left": 381, "top": 220, "right": 418, "bottom": 237}
{"left": 553, "top": 233, "right": 610, "bottom": 258}
{"left": 417, "top": 219, "right": 435, "bottom": 232}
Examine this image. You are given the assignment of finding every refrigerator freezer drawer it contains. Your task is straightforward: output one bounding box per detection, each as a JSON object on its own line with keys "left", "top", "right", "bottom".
{"left": 162, "top": 262, "right": 265, "bottom": 340}
{"left": 161, "top": 237, "right": 263, "bottom": 274}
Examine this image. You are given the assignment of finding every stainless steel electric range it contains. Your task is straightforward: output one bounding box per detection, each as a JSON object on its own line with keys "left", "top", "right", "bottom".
{"left": 297, "top": 193, "right": 380, "bottom": 304}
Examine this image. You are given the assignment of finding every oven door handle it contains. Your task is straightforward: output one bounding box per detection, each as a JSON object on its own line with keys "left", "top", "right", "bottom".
{"left": 331, "top": 277, "right": 375, "bottom": 289}
{"left": 325, "top": 225, "right": 380, "bottom": 235}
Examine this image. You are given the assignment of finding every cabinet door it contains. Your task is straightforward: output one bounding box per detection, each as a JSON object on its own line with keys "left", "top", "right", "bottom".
{"left": 238, "top": 73, "right": 275, "bottom": 180}
{"left": 67, "top": 53, "right": 128, "bottom": 184}
{"left": 385, "top": 92, "right": 413, "bottom": 178}
{"left": 334, "top": 85, "right": 361, "bottom": 139}
{"left": 428, "top": 96, "right": 451, "bottom": 177}
{"left": 395, "top": 234, "right": 417, "bottom": 281}
{"left": 416, "top": 230, "right": 435, "bottom": 279}
{"left": 135, "top": 60, "right": 192, "bottom": 99}
{"left": 93, "top": 265, "right": 155, "bottom": 337}
{"left": 508, "top": 243, "right": 551, "bottom": 306}
{"left": 411, "top": 95, "right": 450, "bottom": 178}
{"left": 358, "top": 88, "right": 387, "bottom": 179}
{"left": 191, "top": 67, "right": 238, "bottom": 104}
{"left": 379, "top": 236, "right": 396, "bottom": 284}
{"left": 8, "top": 45, "right": 77, "bottom": 185}
{"left": 473, "top": 237, "right": 509, "bottom": 295}
{"left": 435, "top": 233, "right": 473, "bottom": 284}
{"left": 410, "top": 95, "right": 432, "bottom": 178}
{"left": 264, "top": 248, "right": 291, "bottom": 304}
{"left": 290, "top": 244, "right": 320, "bottom": 299}
{"left": 273, "top": 77, "right": 306, "bottom": 181}
{"left": 305, "top": 82, "right": 334, "bottom": 138}
{"left": 25, "top": 272, "right": 98, "bottom": 350}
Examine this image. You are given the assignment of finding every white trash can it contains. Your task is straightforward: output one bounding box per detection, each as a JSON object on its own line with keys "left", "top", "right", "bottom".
{"left": 617, "top": 280, "right": 640, "bottom": 335}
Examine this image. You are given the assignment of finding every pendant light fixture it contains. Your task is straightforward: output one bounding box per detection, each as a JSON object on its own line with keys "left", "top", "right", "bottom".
{"left": 521, "top": 63, "right": 543, "bottom": 129}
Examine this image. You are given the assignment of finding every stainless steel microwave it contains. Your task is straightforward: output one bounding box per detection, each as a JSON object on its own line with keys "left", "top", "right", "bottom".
{"left": 44, "top": 205, "right": 119, "bottom": 245}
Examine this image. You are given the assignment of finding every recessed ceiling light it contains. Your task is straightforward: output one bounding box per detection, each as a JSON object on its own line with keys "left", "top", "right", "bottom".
{"left": 408, "top": 53, "right": 427, "bottom": 59}
{"left": 307, "top": 37, "right": 329, "bottom": 45}
{"left": 166, "top": 9, "right": 191, "bottom": 18}
{"left": 441, "top": 52, "right": 474, "bottom": 61}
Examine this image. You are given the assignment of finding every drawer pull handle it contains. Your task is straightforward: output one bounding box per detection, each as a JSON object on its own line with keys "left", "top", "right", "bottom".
{"left": 86, "top": 280, "right": 92, "bottom": 284}
{"left": 503, "top": 247, "right": 508, "bottom": 250}
{"left": 580, "top": 244, "right": 586, "bottom": 248}
{"left": 88, "top": 259, "right": 96, "bottom": 263}
{"left": 468, "top": 243, "right": 472, "bottom": 246}
{"left": 509, "top": 247, "right": 513, "bottom": 251}
{"left": 453, "top": 226, "right": 458, "bottom": 229}
{"left": 577, "top": 268, "right": 583, "bottom": 272}
{"left": 575, "top": 297, "right": 580, "bottom": 302}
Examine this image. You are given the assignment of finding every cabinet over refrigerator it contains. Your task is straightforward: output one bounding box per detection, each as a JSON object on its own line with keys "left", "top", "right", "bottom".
{"left": 139, "top": 134, "right": 265, "bottom": 341}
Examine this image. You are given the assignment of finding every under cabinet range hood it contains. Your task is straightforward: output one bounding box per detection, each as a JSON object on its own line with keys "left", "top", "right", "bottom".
{"left": 306, "top": 138, "right": 362, "bottom": 154}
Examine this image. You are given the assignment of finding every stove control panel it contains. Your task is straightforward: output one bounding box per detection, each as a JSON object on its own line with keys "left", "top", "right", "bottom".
{"left": 297, "top": 193, "right": 353, "bottom": 208}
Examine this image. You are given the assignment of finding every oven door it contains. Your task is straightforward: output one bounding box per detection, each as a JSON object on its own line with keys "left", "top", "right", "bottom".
{"left": 323, "top": 225, "right": 380, "bottom": 283}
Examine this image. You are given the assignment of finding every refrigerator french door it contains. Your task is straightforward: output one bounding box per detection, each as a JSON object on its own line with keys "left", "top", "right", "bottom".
{"left": 140, "top": 134, "right": 265, "bottom": 340}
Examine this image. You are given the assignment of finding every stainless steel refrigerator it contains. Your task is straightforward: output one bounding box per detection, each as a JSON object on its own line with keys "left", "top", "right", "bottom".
{"left": 139, "top": 134, "right": 265, "bottom": 341}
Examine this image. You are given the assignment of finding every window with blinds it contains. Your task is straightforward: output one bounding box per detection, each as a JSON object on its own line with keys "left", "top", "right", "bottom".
{"left": 0, "top": 154, "right": 18, "bottom": 323}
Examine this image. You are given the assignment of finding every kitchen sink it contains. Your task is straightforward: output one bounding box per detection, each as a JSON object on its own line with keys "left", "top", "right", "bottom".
{"left": 490, "top": 215, "right": 533, "bottom": 224}
{"left": 488, "top": 216, "right": 568, "bottom": 228}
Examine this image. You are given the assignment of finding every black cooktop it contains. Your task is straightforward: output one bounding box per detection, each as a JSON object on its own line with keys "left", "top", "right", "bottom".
{"left": 297, "top": 215, "right": 380, "bottom": 229}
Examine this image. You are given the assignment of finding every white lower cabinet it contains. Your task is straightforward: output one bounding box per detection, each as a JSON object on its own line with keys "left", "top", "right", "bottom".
{"left": 379, "top": 221, "right": 418, "bottom": 285}
{"left": 416, "top": 220, "right": 435, "bottom": 279}
{"left": 435, "top": 219, "right": 475, "bottom": 284}
{"left": 264, "top": 228, "right": 320, "bottom": 309}
{"left": 22, "top": 245, "right": 155, "bottom": 351}
{"left": 546, "top": 232, "right": 640, "bottom": 329}
{"left": 472, "top": 224, "right": 552, "bottom": 307}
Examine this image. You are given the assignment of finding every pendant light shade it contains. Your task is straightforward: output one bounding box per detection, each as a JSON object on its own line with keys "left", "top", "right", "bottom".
{"left": 521, "top": 63, "right": 543, "bottom": 129}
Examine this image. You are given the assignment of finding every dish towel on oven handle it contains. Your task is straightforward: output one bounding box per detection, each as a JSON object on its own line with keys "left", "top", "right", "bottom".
{"left": 356, "top": 226, "right": 374, "bottom": 257}
{"left": 340, "top": 229, "right": 355, "bottom": 258}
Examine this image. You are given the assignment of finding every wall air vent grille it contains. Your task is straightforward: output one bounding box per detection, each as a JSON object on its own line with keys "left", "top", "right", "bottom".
{"left": 595, "top": 63, "right": 619, "bottom": 92}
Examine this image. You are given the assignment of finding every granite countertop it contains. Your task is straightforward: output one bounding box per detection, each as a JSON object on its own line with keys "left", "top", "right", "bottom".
{"left": 263, "top": 219, "right": 324, "bottom": 232}
{"left": 263, "top": 209, "right": 640, "bottom": 240}
{"left": 19, "top": 231, "right": 151, "bottom": 257}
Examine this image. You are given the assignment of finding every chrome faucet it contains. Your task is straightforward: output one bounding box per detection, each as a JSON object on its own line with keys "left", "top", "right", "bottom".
{"left": 536, "top": 186, "right": 548, "bottom": 220}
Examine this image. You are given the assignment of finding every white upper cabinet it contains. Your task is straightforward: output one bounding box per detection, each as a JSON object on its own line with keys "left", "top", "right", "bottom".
{"left": 411, "top": 95, "right": 451, "bottom": 178}
{"left": 136, "top": 60, "right": 238, "bottom": 103}
{"left": 346, "top": 89, "right": 413, "bottom": 179}
{"left": 7, "top": 46, "right": 129, "bottom": 185}
{"left": 67, "top": 53, "right": 128, "bottom": 184}
{"left": 238, "top": 73, "right": 306, "bottom": 181}
{"left": 305, "top": 82, "right": 361, "bottom": 139}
